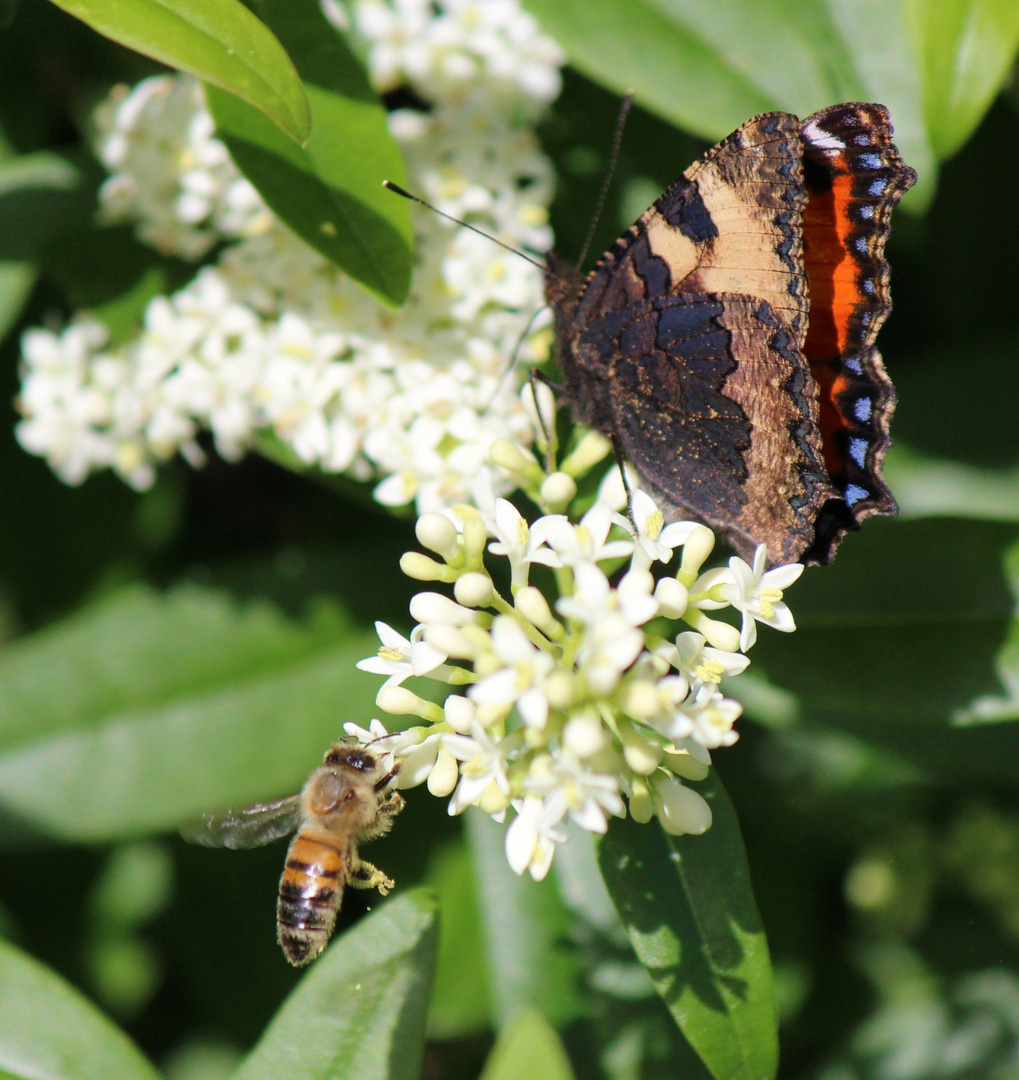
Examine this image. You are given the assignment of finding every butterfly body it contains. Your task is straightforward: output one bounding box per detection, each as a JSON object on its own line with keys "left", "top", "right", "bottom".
{"left": 547, "top": 103, "right": 915, "bottom": 566}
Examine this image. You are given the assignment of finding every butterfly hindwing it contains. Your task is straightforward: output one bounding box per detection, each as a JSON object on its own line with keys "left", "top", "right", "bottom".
{"left": 799, "top": 103, "right": 916, "bottom": 560}
{"left": 578, "top": 293, "right": 834, "bottom": 565}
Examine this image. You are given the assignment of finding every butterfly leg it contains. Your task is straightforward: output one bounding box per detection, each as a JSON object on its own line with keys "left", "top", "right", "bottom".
{"left": 529, "top": 367, "right": 565, "bottom": 472}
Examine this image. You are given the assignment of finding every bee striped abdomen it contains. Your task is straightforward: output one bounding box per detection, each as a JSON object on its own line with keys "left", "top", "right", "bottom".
{"left": 277, "top": 831, "right": 347, "bottom": 966}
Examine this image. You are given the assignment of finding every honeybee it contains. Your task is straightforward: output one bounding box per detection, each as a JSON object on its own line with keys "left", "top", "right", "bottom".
{"left": 186, "top": 741, "right": 404, "bottom": 966}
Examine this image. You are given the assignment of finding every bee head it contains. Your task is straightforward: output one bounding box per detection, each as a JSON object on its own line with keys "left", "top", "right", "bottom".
{"left": 323, "top": 743, "right": 376, "bottom": 771}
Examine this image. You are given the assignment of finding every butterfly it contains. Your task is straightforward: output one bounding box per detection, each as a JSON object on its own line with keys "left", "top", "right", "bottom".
{"left": 546, "top": 103, "right": 916, "bottom": 567}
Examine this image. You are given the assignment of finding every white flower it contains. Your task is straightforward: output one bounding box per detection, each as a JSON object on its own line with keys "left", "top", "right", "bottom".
{"left": 486, "top": 499, "right": 565, "bottom": 587}
{"left": 468, "top": 616, "right": 555, "bottom": 729}
{"left": 666, "top": 632, "right": 750, "bottom": 694}
{"left": 719, "top": 545, "right": 804, "bottom": 650}
{"left": 444, "top": 722, "right": 520, "bottom": 815}
{"left": 524, "top": 751, "right": 625, "bottom": 834}
{"left": 541, "top": 500, "right": 634, "bottom": 566}
{"left": 356, "top": 620, "right": 449, "bottom": 687}
{"left": 558, "top": 563, "right": 656, "bottom": 694}
{"left": 614, "top": 489, "right": 700, "bottom": 570}
{"left": 505, "top": 796, "right": 566, "bottom": 880}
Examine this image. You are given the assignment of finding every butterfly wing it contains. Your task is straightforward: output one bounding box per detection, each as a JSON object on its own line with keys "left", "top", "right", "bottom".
{"left": 798, "top": 103, "right": 916, "bottom": 561}
{"left": 181, "top": 794, "right": 303, "bottom": 850}
{"left": 578, "top": 292, "right": 835, "bottom": 565}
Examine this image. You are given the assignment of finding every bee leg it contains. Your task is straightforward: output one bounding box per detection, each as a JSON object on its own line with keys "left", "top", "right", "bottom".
{"left": 348, "top": 857, "right": 396, "bottom": 896}
{"left": 378, "top": 791, "right": 405, "bottom": 817}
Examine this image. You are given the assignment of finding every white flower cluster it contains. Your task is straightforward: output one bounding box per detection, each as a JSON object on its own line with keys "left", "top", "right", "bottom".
{"left": 352, "top": 457, "right": 803, "bottom": 880}
{"left": 16, "top": 0, "right": 564, "bottom": 507}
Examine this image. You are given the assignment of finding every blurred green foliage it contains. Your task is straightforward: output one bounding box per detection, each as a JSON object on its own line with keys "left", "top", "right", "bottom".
{"left": 0, "top": 1, "right": 1017, "bottom": 1079}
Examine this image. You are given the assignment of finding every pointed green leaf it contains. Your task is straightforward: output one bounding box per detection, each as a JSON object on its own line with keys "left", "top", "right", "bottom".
{"left": 207, "top": 0, "right": 412, "bottom": 306}
{"left": 424, "top": 840, "right": 492, "bottom": 1038}
{"left": 905, "top": 0, "right": 1019, "bottom": 158}
{"left": 525, "top": 0, "right": 944, "bottom": 206}
{"left": 234, "top": 890, "right": 437, "bottom": 1080}
{"left": 479, "top": 1009, "right": 576, "bottom": 1080}
{"left": 0, "top": 584, "right": 379, "bottom": 840}
{"left": 0, "top": 938, "right": 161, "bottom": 1080}
{"left": 524, "top": 0, "right": 778, "bottom": 140}
{"left": 598, "top": 773, "right": 778, "bottom": 1080}
{"left": 0, "top": 262, "right": 34, "bottom": 344}
{"left": 0, "top": 151, "right": 89, "bottom": 261}
{"left": 465, "top": 810, "right": 584, "bottom": 1028}
{"left": 46, "top": 0, "right": 310, "bottom": 142}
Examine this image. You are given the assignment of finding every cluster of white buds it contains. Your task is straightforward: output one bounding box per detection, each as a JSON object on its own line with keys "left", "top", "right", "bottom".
{"left": 352, "top": 386, "right": 804, "bottom": 879}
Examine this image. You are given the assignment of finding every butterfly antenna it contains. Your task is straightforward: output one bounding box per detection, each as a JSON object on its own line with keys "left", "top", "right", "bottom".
{"left": 382, "top": 181, "right": 544, "bottom": 270}
{"left": 575, "top": 91, "right": 634, "bottom": 270}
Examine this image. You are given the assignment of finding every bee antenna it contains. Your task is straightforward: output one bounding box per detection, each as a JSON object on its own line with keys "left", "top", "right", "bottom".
{"left": 575, "top": 91, "right": 634, "bottom": 270}
{"left": 382, "top": 180, "right": 545, "bottom": 270}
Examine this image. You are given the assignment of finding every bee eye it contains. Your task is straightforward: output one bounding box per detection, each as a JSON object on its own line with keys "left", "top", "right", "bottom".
{"left": 345, "top": 751, "right": 374, "bottom": 771}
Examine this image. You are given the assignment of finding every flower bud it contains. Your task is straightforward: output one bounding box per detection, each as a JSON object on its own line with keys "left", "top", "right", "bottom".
{"left": 443, "top": 693, "right": 476, "bottom": 734}
{"left": 423, "top": 623, "right": 482, "bottom": 660}
{"left": 628, "top": 778, "right": 655, "bottom": 824}
{"left": 410, "top": 591, "right": 477, "bottom": 627}
{"left": 400, "top": 552, "right": 451, "bottom": 582}
{"left": 684, "top": 609, "right": 741, "bottom": 652}
{"left": 560, "top": 430, "right": 612, "bottom": 476}
{"left": 416, "top": 513, "right": 460, "bottom": 560}
{"left": 619, "top": 679, "right": 660, "bottom": 720}
{"left": 621, "top": 725, "right": 663, "bottom": 775}
{"left": 479, "top": 780, "right": 511, "bottom": 816}
{"left": 663, "top": 751, "right": 710, "bottom": 781}
{"left": 655, "top": 577, "right": 689, "bottom": 619}
{"left": 454, "top": 571, "right": 494, "bottom": 608}
{"left": 563, "top": 712, "right": 607, "bottom": 758}
{"left": 540, "top": 471, "right": 576, "bottom": 512}
{"left": 678, "top": 526, "right": 715, "bottom": 583}
{"left": 489, "top": 439, "right": 543, "bottom": 484}
{"left": 427, "top": 748, "right": 460, "bottom": 797}
{"left": 544, "top": 670, "right": 578, "bottom": 710}
{"left": 515, "top": 586, "right": 562, "bottom": 639}
{"left": 462, "top": 515, "right": 489, "bottom": 565}
{"left": 377, "top": 686, "right": 442, "bottom": 722}
{"left": 653, "top": 776, "right": 712, "bottom": 835}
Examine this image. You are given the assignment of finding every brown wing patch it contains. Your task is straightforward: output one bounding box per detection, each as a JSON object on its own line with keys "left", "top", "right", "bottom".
{"left": 597, "top": 293, "right": 835, "bottom": 565}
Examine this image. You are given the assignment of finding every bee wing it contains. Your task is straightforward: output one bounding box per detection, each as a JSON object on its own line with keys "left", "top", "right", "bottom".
{"left": 180, "top": 795, "right": 303, "bottom": 849}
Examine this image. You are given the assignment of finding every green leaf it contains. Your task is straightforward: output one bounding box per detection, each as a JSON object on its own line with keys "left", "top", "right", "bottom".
{"left": 0, "top": 262, "right": 34, "bottom": 345}
{"left": 465, "top": 810, "right": 584, "bottom": 1028}
{"left": 598, "top": 774, "right": 778, "bottom": 1080}
{"left": 824, "top": 0, "right": 935, "bottom": 209}
{"left": 0, "top": 151, "right": 89, "bottom": 261}
{"left": 905, "top": 0, "right": 1019, "bottom": 158}
{"left": 885, "top": 447, "right": 1019, "bottom": 522}
{"left": 525, "top": 0, "right": 943, "bottom": 207}
{"left": 524, "top": 0, "right": 779, "bottom": 141}
{"left": 233, "top": 890, "right": 437, "bottom": 1080}
{"left": 0, "top": 938, "right": 161, "bottom": 1080}
{"left": 0, "top": 583, "right": 380, "bottom": 841}
{"left": 479, "top": 1009, "right": 576, "bottom": 1080}
{"left": 749, "top": 519, "right": 1019, "bottom": 784}
{"left": 46, "top": 0, "right": 310, "bottom": 143}
{"left": 207, "top": 0, "right": 412, "bottom": 306}
{"left": 424, "top": 839, "right": 492, "bottom": 1038}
